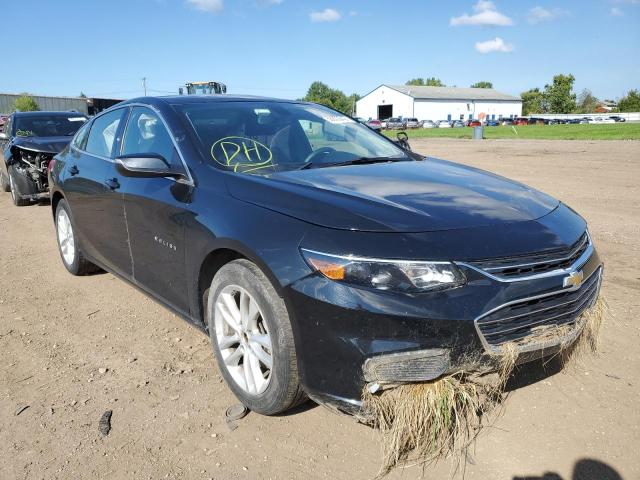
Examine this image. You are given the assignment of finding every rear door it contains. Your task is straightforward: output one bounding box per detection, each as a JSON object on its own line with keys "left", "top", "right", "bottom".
{"left": 117, "top": 106, "right": 192, "bottom": 313}
{"left": 63, "top": 107, "right": 132, "bottom": 277}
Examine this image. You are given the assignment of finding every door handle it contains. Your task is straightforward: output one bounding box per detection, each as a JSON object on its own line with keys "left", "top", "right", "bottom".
{"left": 105, "top": 178, "right": 120, "bottom": 190}
{"left": 69, "top": 165, "right": 79, "bottom": 176}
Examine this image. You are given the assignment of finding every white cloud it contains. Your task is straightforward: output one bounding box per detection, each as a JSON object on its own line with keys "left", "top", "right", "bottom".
{"left": 186, "top": 0, "right": 223, "bottom": 13}
{"left": 451, "top": 1, "right": 513, "bottom": 26}
{"left": 475, "top": 37, "right": 514, "bottom": 54}
{"left": 310, "top": 8, "right": 341, "bottom": 22}
{"left": 610, "top": 6, "right": 624, "bottom": 15}
{"left": 527, "top": 6, "right": 569, "bottom": 24}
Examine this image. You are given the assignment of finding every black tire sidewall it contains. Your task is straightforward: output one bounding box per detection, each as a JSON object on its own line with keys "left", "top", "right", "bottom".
{"left": 207, "top": 260, "right": 297, "bottom": 415}
{"left": 8, "top": 165, "right": 35, "bottom": 206}
{"left": 55, "top": 199, "right": 82, "bottom": 275}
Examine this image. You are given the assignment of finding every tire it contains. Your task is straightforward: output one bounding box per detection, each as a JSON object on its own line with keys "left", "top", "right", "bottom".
{"left": 8, "top": 165, "right": 32, "bottom": 206}
{"left": 55, "top": 199, "right": 99, "bottom": 275}
{"left": 207, "top": 259, "right": 305, "bottom": 415}
{"left": 0, "top": 169, "right": 10, "bottom": 192}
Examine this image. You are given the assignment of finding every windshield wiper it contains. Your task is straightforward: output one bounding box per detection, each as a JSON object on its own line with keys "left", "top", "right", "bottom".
{"left": 298, "top": 156, "right": 408, "bottom": 171}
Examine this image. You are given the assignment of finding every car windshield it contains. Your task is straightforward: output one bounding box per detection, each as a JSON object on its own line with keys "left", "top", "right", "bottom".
{"left": 14, "top": 114, "right": 88, "bottom": 137}
{"left": 178, "top": 101, "right": 408, "bottom": 174}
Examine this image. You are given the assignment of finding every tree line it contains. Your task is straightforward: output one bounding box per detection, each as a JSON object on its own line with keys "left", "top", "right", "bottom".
{"left": 518, "top": 74, "right": 638, "bottom": 115}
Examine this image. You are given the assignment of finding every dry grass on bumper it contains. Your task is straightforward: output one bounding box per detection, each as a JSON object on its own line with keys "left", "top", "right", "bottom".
{"left": 362, "top": 297, "right": 608, "bottom": 477}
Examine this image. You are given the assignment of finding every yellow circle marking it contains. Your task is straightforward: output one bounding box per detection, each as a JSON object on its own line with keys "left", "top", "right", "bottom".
{"left": 211, "top": 136, "right": 274, "bottom": 173}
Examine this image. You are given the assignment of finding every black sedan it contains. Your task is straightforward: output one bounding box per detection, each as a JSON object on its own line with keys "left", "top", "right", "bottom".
{"left": 0, "top": 111, "right": 88, "bottom": 205}
{"left": 49, "top": 96, "right": 602, "bottom": 415}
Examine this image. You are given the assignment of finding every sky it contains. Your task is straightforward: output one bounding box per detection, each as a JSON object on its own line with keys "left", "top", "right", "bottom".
{"left": 2, "top": 0, "right": 639, "bottom": 101}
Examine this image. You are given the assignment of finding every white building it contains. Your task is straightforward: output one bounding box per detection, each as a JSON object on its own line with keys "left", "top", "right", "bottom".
{"left": 356, "top": 84, "right": 522, "bottom": 122}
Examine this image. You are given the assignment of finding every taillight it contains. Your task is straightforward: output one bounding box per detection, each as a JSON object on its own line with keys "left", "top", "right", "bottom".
{"left": 48, "top": 158, "right": 56, "bottom": 174}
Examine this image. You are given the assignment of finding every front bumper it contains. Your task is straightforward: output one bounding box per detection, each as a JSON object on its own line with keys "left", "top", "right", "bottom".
{"left": 285, "top": 247, "right": 602, "bottom": 411}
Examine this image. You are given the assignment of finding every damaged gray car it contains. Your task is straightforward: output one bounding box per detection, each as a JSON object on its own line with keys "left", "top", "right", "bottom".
{"left": 0, "top": 111, "right": 88, "bottom": 206}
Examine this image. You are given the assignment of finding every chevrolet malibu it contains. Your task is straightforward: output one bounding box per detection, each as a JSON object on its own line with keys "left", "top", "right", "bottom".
{"left": 49, "top": 96, "right": 602, "bottom": 415}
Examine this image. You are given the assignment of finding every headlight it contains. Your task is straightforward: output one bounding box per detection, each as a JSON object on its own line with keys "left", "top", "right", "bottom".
{"left": 301, "top": 249, "right": 466, "bottom": 293}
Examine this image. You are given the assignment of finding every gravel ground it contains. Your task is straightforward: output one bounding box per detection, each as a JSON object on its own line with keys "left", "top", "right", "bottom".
{"left": 1, "top": 139, "right": 638, "bottom": 480}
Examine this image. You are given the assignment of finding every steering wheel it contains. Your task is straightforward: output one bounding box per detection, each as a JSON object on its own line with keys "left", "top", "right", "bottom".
{"left": 302, "top": 147, "right": 336, "bottom": 165}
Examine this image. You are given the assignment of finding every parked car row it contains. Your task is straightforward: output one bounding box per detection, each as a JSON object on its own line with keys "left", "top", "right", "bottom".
{"left": 519, "top": 116, "right": 624, "bottom": 126}
{"left": 382, "top": 118, "right": 519, "bottom": 129}
{"left": 0, "top": 96, "right": 603, "bottom": 421}
{"left": 357, "top": 114, "right": 628, "bottom": 131}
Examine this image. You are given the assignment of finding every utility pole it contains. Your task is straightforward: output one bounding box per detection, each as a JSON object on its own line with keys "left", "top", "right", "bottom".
{"left": 142, "top": 77, "right": 147, "bottom": 96}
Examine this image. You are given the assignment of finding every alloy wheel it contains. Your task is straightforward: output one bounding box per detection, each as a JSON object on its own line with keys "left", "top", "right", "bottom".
{"left": 213, "top": 285, "right": 273, "bottom": 395}
{"left": 56, "top": 208, "right": 76, "bottom": 266}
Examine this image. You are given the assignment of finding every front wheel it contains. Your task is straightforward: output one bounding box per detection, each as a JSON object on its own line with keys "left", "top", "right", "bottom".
{"left": 207, "top": 259, "right": 305, "bottom": 415}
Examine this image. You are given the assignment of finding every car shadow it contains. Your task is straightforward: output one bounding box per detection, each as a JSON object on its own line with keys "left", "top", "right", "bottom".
{"left": 504, "top": 354, "right": 565, "bottom": 392}
{"left": 274, "top": 399, "right": 317, "bottom": 417}
{"left": 513, "top": 458, "right": 623, "bottom": 480}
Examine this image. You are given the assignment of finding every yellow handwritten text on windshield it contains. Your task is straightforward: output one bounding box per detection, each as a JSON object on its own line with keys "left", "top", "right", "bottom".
{"left": 211, "top": 136, "right": 274, "bottom": 173}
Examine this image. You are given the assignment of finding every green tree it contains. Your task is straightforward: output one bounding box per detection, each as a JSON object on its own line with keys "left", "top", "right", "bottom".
{"left": 79, "top": 92, "right": 87, "bottom": 98}
{"left": 405, "top": 77, "right": 445, "bottom": 87}
{"left": 521, "top": 88, "right": 545, "bottom": 115}
{"left": 543, "top": 74, "right": 576, "bottom": 114}
{"left": 13, "top": 94, "right": 40, "bottom": 112}
{"left": 405, "top": 78, "right": 426, "bottom": 86}
{"left": 470, "top": 81, "right": 493, "bottom": 89}
{"left": 575, "top": 89, "right": 599, "bottom": 114}
{"left": 302, "top": 81, "right": 358, "bottom": 115}
{"left": 617, "top": 89, "right": 640, "bottom": 112}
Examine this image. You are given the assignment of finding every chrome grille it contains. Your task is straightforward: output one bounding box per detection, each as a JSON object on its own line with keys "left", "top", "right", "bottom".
{"left": 469, "top": 232, "right": 590, "bottom": 279}
{"left": 475, "top": 267, "right": 602, "bottom": 352}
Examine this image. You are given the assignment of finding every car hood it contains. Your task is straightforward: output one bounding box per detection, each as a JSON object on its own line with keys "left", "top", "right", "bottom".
{"left": 11, "top": 136, "right": 72, "bottom": 154}
{"left": 226, "top": 158, "right": 560, "bottom": 233}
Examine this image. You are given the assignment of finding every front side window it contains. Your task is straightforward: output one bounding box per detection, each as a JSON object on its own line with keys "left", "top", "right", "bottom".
{"left": 13, "top": 114, "right": 87, "bottom": 138}
{"left": 85, "top": 109, "right": 125, "bottom": 158}
{"left": 177, "top": 102, "right": 406, "bottom": 175}
{"left": 121, "top": 107, "right": 182, "bottom": 170}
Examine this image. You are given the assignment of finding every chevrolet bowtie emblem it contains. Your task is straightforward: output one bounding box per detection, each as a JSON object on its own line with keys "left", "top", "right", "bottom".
{"left": 563, "top": 270, "right": 584, "bottom": 289}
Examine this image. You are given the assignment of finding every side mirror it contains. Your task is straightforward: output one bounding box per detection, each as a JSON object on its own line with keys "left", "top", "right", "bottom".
{"left": 115, "top": 153, "right": 185, "bottom": 179}
{"left": 394, "top": 131, "right": 412, "bottom": 151}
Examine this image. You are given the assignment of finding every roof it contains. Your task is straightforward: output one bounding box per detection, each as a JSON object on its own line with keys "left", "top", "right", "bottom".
{"left": 123, "top": 95, "right": 297, "bottom": 106}
{"left": 385, "top": 85, "right": 521, "bottom": 102}
{"left": 12, "top": 111, "right": 88, "bottom": 117}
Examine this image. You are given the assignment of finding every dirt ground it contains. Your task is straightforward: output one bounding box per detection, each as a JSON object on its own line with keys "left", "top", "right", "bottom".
{"left": 1, "top": 139, "right": 639, "bottom": 480}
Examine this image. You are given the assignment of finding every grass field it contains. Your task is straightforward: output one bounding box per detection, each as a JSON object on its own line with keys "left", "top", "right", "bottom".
{"left": 383, "top": 123, "right": 640, "bottom": 140}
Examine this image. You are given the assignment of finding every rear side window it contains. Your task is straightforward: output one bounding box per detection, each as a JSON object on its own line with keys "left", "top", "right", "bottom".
{"left": 85, "top": 109, "right": 125, "bottom": 158}
{"left": 3, "top": 117, "right": 12, "bottom": 136}
{"left": 72, "top": 122, "right": 91, "bottom": 150}
{"left": 121, "top": 107, "right": 183, "bottom": 170}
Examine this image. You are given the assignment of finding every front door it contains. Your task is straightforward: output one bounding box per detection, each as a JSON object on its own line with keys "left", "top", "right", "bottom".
{"left": 117, "top": 106, "right": 191, "bottom": 313}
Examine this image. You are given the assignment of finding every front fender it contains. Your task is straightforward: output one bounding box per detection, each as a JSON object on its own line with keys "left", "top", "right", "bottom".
{"left": 183, "top": 185, "right": 312, "bottom": 322}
